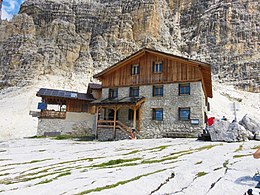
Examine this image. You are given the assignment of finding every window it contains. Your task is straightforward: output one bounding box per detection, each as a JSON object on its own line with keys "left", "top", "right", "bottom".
{"left": 131, "top": 64, "right": 140, "bottom": 75}
{"left": 153, "top": 85, "right": 163, "bottom": 97}
{"left": 179, "top": 108, "right": 190, "bottom": 121}
{"left": 179, "top": 83, "right": 190, "bottom": 95}
{"left": 128, "top": 109, "right": 139, "bottom": 120}
{"left": 130, "top": 87, "right": 139, "bottom": 97}
{"left": 152, "top": 108, "right": 163, "bottom": 121}
{"left": 109, "top": 88, "right": 118, "bottom": 99}
{"left": 153, "top": 61, "right": 163, "bottom": 73}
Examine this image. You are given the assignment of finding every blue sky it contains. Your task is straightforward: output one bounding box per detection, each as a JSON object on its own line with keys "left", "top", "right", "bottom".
{"left": 2, "top": 0, "right": 24, "bottom": 20}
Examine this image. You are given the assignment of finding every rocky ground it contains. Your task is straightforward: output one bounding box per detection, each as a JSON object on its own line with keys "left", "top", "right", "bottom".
{"left": 0, "top": 138, "right": 260, "bottom": 195}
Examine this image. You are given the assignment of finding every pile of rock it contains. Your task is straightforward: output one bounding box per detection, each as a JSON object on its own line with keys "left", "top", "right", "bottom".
{"left": 208, "top": 115, "right": 260, "bottom": 142}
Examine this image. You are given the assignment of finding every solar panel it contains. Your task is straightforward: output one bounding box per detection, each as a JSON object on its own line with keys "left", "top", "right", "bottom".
{"left": 37, "top": 88, "right": 94, "bottom": 101}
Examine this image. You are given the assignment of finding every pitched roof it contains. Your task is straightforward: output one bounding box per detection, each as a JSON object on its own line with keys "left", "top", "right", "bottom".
{"left": 93, "top": 47, "right": 212, "bottom": 98}
{"left": 88, "top": 83, "right": 102, "bottom": 89}
{"left": 36, "top": 88, "right": 95, "bottom": 101}
{"left": 93, "top": 48, "right": 210, "bottom": 78}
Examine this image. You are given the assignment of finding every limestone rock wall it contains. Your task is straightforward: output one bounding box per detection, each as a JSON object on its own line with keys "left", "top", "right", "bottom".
{"left": 0, "top": 0, "right": 259, "bottom": 92}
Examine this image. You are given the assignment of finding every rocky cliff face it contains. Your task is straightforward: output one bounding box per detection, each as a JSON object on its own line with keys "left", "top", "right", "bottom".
{"left": 0, "top": 0, "right": 259, "bottom": 92}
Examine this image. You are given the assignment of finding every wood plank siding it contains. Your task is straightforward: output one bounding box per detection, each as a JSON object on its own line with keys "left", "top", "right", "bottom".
{"left": 101, "top": 53, "right": 201, "bottom": 87}
{"left": 94, "top": 48, "right": 212, "bottom": 98}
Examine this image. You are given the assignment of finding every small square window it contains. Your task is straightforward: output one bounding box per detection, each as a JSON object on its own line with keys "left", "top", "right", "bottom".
{"left": 130, "top": 87, "right": 139, "bottom": 97}
{"left": 179, "top": 83, "right": 190, "bottom": 95}
{"left": 179, "top": 108, "right": 190, "bottom": 121}
{"left": 131, "top": 64, "right": 140, "bottom": 75}
{"left": 153, "top": 85, "right": 163, "bottom": 97}
{"left": 152, "top": 108, "right": 163, "bottom": 121}
{"left": 109, "top": 88, "right": 118, "bottom": 99}
{"left": 153, "top": 61, "right": 163, "bottom": 73}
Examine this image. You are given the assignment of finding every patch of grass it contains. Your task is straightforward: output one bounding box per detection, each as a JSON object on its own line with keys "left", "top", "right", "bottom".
{"left": 36, "top": 172, "right": 71, "bottom": 185}
{"left": 76, "top": 169, "right": 167, "bottom": 195}
{"left": 223, "top": 160, "right": 229, "bottom": 168}
{"left": 233, "top": 154, "right": 252, "bottom": 158}
{"left": 36, "top": 179, "right": 53, "bottom": 185}
{"left": 53, "top": 135, "right": 75, "bottom": 140}
{"left": 0, "top": 170, "right": 71, "bottom": 185}
{"left": 195, "top": 144, "right": 221, "bottom": 151}
{"left": 196, "top": 171, "right": 208, "bottom": 177}
{"left": 123, "top": 150, "right": 140, "bottom": 155}
{"left": 0, "top": 158, "right": 52, "bottom": 167}
{"left": 53, "top": 135, "right": 95, "bottom": 140}
{"left": 234, "top": 145, "right": 243, "bottom": 152}
{"left": 28, "top": 135, "right": 46, "bottom": 139}
{"left": 38, "top": 150, "right": 46, "bottom": 152}
{"left": 93, "top": 158, "right": 141, "bottom": 168}
{"left": 195, "top": 161, "right": 202, "bottom": 165}
{"left": 0, "top": 159, "right": 11, "bottom": 161}
{"left": 251, "top": 145, "right": 260, "bottom": 150}
{"left": 142, "top": 151, "right": 193, "bottom": 164}
{"left": 0, "top": 173, "right": 10, "bottom": 177}
{"left": 147, "top": 145, "right": 171, "bottom": 152}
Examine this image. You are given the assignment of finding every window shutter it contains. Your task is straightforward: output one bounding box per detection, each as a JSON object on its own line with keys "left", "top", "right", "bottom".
{"left": 137, "top": 65, "right": 140, "bottom": 74}
{"left": 152, "top": 62, "right": 155, "bottom": 72}
{"left": 131, "top": 65, "right": 133, "bottom": 75}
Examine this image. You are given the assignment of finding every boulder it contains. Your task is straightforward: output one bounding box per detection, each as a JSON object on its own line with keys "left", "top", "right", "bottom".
{"left": 208, "top": 120, "right": 251, "bottom": 142}
{"left": 239, "top": 114, "right": 260, "bottom": 134}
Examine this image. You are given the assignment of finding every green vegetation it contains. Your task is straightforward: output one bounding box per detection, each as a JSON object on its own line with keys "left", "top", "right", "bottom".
{"left": 28, "top": 135, "right": 46, "bottom": 139}
{"left": 196, "top": 171, "right": 208, "bottom": 177}
{"left": 0, "top": 170, "right": 71, "bottom": 185}
{"left": 233, "top": 154, "right": 252, "bottom": 158}
{"left": 93, "top": 158, "right": 141, "bottom": 168}
{"left": 147, "top": 145, "right": 171, "bottom": 152}
{"left": 53, "top": 135, "right": 95, "bottom": 141}
{"left": 0, "top": 158, "right": 53, "bottom": 168}
{"left": 0, "top": 173, "right": 10, "bottom": 177}
{"left": 195, "top": 161, "right": 203, "bottom": 165}
{"left": 223, "top": 160, "right": 229, "bottom": 168}
{"left": 123, "top": 150, "right": 140, "bottom": 155}
{"left": 234, "top": 145, "right": 243, "bottom": 152}
{"left": 251, "top": 145, "right": 260, "bottom": 150}
{"left": 76, "top": 169, "right": 167, "bottom": 195}
{"left": 36, "top": 172, "right": 71, "bottom": 185}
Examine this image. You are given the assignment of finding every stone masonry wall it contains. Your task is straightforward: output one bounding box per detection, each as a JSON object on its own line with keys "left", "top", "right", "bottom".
{"left": 37, "top": 112, "right": 95, "bottom": 136}
{"left": 139, "top": 82, "right": 206, "bottom": 138}
{"left": 101, "top": 82, "right": 206, "bottom": 139}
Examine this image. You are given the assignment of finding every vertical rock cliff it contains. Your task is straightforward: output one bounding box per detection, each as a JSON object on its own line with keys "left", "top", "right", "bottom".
{"left": 0, "top": 0, "right": 259, "bottom": 92}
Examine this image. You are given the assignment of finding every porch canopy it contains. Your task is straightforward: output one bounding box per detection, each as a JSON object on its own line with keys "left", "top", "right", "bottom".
{"left": 91, "top": 96, "right": 145, "bottom": 138}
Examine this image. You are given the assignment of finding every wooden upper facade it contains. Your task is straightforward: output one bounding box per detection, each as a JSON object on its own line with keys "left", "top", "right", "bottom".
{"left": 94, "top": 48, "right": 212, "bottom": 98}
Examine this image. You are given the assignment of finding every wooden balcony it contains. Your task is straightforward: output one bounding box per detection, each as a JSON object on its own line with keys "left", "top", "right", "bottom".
{"left": 39, "top": 110, "right": 66, "bottom": 119}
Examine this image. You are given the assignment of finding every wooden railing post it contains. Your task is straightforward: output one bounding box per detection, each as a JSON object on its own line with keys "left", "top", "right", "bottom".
{"left": 113, "top": 107, "right": 117, "bottom": 140}
{"left": 133, "top": 106, "right": 137, "bottom": 130}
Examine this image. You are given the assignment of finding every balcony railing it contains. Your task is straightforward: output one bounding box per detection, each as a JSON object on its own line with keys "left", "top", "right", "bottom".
{"left": 39, "top": 110, "right": 66, "bottom": 119}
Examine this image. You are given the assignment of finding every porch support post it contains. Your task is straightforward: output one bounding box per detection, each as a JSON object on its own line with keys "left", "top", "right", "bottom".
{"left": 133, "top": 106, "right": 137, "bottom": 130}
{"left": 95, "top": 106, "right": 100, "bottom": 140}
{"left": 113, "top": 107, "right": 117, "bottom": 140}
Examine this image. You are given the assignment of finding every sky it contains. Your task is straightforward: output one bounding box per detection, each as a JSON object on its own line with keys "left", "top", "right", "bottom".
{"left": 1, "top": 0, "right": 24, "bottom": 20}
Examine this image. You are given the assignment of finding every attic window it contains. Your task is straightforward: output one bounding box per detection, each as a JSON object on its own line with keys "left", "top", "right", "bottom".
{"left": 152, "top": 61, "right": 163, "bottom": 73}
{"left": 131, "top": 64, "right": 140, "bottom": 75}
